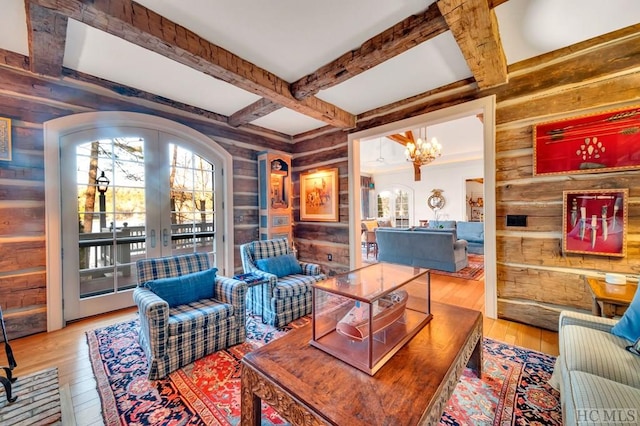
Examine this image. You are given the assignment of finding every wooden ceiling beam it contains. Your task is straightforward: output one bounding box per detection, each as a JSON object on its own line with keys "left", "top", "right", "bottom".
{"left": 291, "top": 2, "right": 448, "bottom": 100}
{"left": 437, "top": 0, "right": 508, "bottom": 89}
{"left": 228, "top": 99, "right": 282, "bottom": 127}
{"left": 28, "top": 0, "right": 356, "bottom": 129}
{"left": 25, "top": 1, "right": 68, "bottom": 77}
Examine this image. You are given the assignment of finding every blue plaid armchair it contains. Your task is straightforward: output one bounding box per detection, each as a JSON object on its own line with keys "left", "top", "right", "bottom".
{"left": 133, "top": 253, "right": 247, "bottom": 379}
{"left": 240, "top": 238, "right": 326, "bottom": 327}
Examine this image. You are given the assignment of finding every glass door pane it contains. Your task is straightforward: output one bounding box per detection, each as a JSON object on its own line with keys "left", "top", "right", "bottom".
{"left": 76, "top": 137, "right": 146, "bottom": 298}
{"left": 167, "top": 144, "right": 217, "bottom": 262}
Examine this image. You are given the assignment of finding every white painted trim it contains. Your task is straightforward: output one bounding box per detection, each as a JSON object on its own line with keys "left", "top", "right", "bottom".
{"left": 348, "top": 95, "right": 498, "bottom": 319}
{"left": 44, "top": 111, "right": 235, "bottom": 331}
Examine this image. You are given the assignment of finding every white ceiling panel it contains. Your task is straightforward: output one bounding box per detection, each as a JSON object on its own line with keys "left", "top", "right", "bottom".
{"left": 315, "top": 32, "right": 472, "bottom": 115}
{"left": 1, "top": 0, "right": 28, "bottom": 55}
{"left": 496, "top": 0, "right": 640, "bottom": 64}
{"left": 134, "top": 0, "right": 435, "bottom": 82}
{"left": 251, "top": 108, "right": 327, "bottom": 135}
{"left": 63, "top": 20, "right": 261, "bottom": 116}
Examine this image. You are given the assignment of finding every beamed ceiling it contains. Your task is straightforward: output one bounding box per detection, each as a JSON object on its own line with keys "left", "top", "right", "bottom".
{"left": 1, "top": 0, "right": 639, "bottom": 140}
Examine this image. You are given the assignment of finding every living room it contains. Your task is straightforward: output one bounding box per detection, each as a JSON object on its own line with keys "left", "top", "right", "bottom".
{"left": 1, "top": 1, "right": 640, "bottom": 425}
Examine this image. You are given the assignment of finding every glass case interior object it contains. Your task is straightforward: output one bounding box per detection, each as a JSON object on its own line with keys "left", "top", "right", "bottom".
{"left": 311, "top": 262, "right": 432, "bottom": 375}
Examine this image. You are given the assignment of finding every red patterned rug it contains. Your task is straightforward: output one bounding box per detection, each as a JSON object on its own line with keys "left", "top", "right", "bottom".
{"left": 88, "top": 316, "right": 560, "bottom": 425}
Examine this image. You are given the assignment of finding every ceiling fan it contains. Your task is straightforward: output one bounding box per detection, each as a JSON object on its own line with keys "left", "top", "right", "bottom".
{"left": 363, "top": 138, "right": 388, "bottom": 166}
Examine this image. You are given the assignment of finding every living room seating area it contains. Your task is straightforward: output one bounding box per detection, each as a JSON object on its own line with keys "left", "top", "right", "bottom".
{"left": 133, "top": 253, "right": 248, "bottom": 379}
{"left": 376, "top": 227, "right": 469, "bottom": 272}
{"left": 240, "top": 238, "right": 326, "bottom": 327}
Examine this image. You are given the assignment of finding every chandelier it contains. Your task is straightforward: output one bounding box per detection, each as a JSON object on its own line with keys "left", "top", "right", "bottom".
{"left": 405, "top": 132, "right": 442, "bottom": 166}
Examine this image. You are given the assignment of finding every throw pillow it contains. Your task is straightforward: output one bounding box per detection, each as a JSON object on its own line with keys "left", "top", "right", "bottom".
{"left": 145, "top": 268, "right": 217, "bottom": 307}
{"left": 611, "top": 285, "right": 640, "bottom": 342}
{"left": 256, "top": 254, "right": 302, "bottom": 278}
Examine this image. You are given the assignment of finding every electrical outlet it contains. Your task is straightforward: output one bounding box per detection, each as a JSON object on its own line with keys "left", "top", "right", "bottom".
{"left": 327, "top": 254, "right": 332, "bottom": 261}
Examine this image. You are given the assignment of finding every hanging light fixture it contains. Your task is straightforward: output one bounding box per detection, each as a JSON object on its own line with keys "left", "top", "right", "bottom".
{"left": 405, "top": 127, "right": 442, "bottom": 167}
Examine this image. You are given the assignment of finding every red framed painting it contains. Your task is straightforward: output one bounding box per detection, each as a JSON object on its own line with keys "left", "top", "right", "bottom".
{"left": 562, "top": 189, "right": 628, "bottom": 257}
{"left": 534, "top": 105, "right": 640, "bottom": 175}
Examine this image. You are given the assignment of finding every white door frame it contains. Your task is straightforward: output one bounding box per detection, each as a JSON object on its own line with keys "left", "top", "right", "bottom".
{"left": 44, "top": 111, "right": 235, "bottom": 331}
{"left": 348, "top": 96, "right": 497, "bottom": 319}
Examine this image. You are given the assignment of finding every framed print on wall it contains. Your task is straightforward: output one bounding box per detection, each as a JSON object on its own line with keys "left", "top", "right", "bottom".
{"left": 300, "top": 168, "right": 339, "bottom": 222}
{"left": 0, "top": 117, "right": 11, "bottom": 161}
{"left": 534, "top": 105, "right": 640, "bottom": 176}
{"left": 562, "top": 189, "right": 628, "bottom": 257}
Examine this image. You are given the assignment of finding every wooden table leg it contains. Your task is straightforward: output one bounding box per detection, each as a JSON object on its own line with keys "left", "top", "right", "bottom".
{"left": 241, "top": 366, "right": 261, "bottom": 426}
{"left": 467, "top": 335, "right": 483, "bottom": 378}
{"left": 591, "top": 297, "right": 602, "bottom": 317}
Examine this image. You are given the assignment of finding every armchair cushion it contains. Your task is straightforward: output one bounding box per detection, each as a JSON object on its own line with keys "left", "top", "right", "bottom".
{"left": 145, "top": 267, "right": 218, "bottom": 308}
{"left": 256, "top": 254, "right": 302, "bottom": 278}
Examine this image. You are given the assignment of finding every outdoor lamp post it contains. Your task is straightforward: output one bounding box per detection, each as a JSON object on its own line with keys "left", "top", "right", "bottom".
{"left": 97, "top": 171, "right": 110, "bottom": 232}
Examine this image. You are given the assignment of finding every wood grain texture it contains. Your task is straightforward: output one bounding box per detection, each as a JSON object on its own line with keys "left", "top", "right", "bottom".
{"left": 30, "top": 0, "right": 355, "bottom": 128}
{"left": 241, "top": 301, "right": 482, "bottom": 426}
{"left": 227, "top": 98, "right": 281, "bottom": 127}
{"left": 291, "top": 2, "right": 448, "bottom": 99}
{"left": 438, "top": 0, "right": 508, "bottom": 88}
{"left": 25, "top": 1, "right": 68, "bottom": 77}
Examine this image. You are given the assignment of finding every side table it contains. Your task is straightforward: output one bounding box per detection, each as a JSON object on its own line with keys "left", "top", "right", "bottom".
{"left": 586, "top": 277, "right": 637, "bottom": 318}
{"left": 234, "top": 273, "right": 270, "bottom": 323}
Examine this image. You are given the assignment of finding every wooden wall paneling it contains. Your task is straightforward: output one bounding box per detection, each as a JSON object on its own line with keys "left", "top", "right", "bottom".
{"left": 497, "top": 300, "right": 562, "bottom": 332}
{"left": 0, "top": 206, "right": 45, "bottom": 235}
{"left": 497, "top": 235, "right": 640, "bottom": 273}
{"left": 496, "top": 71, "right": 640, "bottom": 125}
{"left": 495, "top": 125, "right": 532, "bottom": 152}
{"left": 495, "top": 153, "right": 533, "bottom": 181}
{"left": 0, "top": 241, "right": 46, "bottom": 271}
{"left": 0, "top": 272, "right": 47, "bottom": 311}
{"left": 2, "top": 306, "right": 47, "bottom": 340}
{"left": 497, "top": 265, "right": 592, "bottom": 310}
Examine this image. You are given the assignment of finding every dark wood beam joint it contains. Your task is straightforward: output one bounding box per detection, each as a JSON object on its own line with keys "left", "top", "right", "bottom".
{"left": 291, "top": 2, "right": 448, "bottom": 100}
{"left": 438, "top": 0, "right": 508, "bottom": 89}
{"left": 25, "top": 1, "right": 68, "bottom": 77}
{"left": 228, "top": 98, "right": 282, "bottom": 127}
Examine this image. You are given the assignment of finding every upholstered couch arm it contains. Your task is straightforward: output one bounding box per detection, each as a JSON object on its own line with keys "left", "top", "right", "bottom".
{"left": 214, "top": 276, "right": 247, "bottom": 315}
{"left": 133, "top": 287, "right": 170, "bottom": 359}
{"left": 300, "top": 261, "right": 322, "bottom": 276}
{"left": 559, "top": 310, "right": 617, "bottom": 333}
{"left": 454, "top": 239, "right": 468, "bottom": 250}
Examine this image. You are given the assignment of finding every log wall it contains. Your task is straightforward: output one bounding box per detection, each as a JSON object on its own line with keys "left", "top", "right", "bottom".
{"left": 353, "top": 28, "right": 640, "bottom": 331}
{"left": 0, "top": 61, "right": 289, "bottom": 339}
{"left": 1, "top": 27, "right": 639, "bottom": 338}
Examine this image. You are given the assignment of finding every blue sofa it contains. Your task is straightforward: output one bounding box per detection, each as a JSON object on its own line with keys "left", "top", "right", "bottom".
{"left": 426, "top": 220, "right": 484, "bottom": 255}
{"left": 376, "top": 227, "right": 468, "bottom": 272}
{"left": 456, "top": 221, "right": 484, "bottom": 255}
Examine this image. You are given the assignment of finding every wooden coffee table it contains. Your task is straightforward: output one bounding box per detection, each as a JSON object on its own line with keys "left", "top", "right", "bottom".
{"left": 241, "top": 302, "right": 483, "bottom": 425}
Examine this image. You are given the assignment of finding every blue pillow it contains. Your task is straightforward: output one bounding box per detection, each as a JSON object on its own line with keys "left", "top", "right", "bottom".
{"left": 256, "top": 254, "right": 302, "bottom": 278}
{"left": 145, "top": 268, "right": 217, "bottom": 307}
{"left": 612, "top": 285, "right": 640, "bottom": 342}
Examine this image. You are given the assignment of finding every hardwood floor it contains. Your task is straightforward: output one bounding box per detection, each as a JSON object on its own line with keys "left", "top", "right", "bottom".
{"left": 8, "top": 274, "right": 558, "bottom": 425}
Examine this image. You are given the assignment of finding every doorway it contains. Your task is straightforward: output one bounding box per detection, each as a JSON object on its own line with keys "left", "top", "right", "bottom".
{"left": 45, "top": 112, "right": 235, "bottom": 330}
{"left": 348, "top": 96, "right": 497, "bottom": 319}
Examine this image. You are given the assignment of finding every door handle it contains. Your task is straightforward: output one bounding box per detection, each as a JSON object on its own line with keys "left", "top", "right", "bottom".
{"left": 163, "top": 228, "right": 169, "bottom": 247}
{"left": 150, "top": 229, "right": 156, "bottom": 248}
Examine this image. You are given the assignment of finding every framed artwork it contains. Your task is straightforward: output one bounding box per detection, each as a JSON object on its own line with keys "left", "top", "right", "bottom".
{"left": 562, "top": 189, "right": 628, "bottom": 257}
{"left": 300, "top": 168, "right": 339, "bottom": 222}
{"left": 534, "top": 105, "right": 640, "bottom": 176}
{"left": 0, "top": 117, "right": 11, "bottom": 161}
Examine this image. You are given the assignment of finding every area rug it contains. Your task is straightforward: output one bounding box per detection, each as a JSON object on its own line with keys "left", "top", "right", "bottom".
{"left": 430, "top": 253, "right": 485, "bottom": 281}
{"left": 0, "top": 368, "right": 62, "bottom": 425}
{"left": 362, "top": 251, "right": 485, "bottom": 281}
{"left": 88, "top": 316, "right": 560, "bottom": 426}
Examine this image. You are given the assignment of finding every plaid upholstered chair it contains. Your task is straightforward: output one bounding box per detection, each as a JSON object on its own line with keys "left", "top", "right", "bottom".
{"left": 133, "top": 253, "right": 247, "bottom": 379}
{"left": 240, "top": 238, "right": 326, "bottom": 327}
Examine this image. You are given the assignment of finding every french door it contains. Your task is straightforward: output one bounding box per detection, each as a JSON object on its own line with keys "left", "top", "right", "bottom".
{"left": 60, "top": 127, "right": 223, "bottom": 321}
